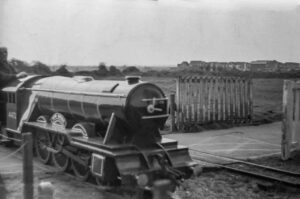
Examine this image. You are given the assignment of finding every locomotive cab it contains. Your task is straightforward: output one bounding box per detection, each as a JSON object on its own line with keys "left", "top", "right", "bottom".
{"left": 0, "top": 75, "right": 43, "bottom": 133}
{"left": 2, "top": 87, "right": 18, "bottom": 130}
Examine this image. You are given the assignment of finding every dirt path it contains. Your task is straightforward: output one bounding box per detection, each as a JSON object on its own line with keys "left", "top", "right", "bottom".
{"left": 165, "top": 122, "right": 282, "bottom": 160}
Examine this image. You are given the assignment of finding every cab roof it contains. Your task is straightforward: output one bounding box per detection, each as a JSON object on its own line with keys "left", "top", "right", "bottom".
{"left": 2, "top": 75, "right": 42, "bottom": 92}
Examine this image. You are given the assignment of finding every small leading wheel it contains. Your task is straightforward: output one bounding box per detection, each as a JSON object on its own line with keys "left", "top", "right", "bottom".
{"left": 71, "top": 151, "right": 91, "bottom": 181}
{"left": 94, "top": 177, "right": 119, "bottom": 187}
{"left": 94, "top": 173, "right": 120, "bottom": 187}
{"left": 52, "top": 135, "right": 70, "bottom": 171}
{"left": 35, "top": 131, "right": 52, "bottom": 164}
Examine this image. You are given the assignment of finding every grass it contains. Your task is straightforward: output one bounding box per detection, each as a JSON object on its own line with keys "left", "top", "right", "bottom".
{"left": 252, "top": 79, "right": 283, "bottom": 123}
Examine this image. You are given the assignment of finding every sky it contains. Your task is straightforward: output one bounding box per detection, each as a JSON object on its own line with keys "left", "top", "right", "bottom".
{"left": 0, "top": 0, "right": 300, "bottom": 66}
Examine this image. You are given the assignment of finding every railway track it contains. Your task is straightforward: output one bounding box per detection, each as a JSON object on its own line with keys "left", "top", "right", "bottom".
{"left": 190, "top": 149, "right": 300, "bottom": 188}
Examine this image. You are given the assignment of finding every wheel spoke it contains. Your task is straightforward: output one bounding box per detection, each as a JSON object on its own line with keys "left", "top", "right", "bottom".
{"left": 52, "top": 152, "right": 70, "bottom": 171}
{"left": 35, "top": 132, "right": 52, "bottom": 164}
{"left": 71, "top": 151, "right": 91, "bottom": 181}
{"left": 52, "top": 135, "right": 70, "bottom": 172}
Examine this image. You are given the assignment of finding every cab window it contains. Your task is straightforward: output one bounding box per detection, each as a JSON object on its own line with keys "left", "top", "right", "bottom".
{"left": 7, "top": 92, "right": 16, "bottom": 104}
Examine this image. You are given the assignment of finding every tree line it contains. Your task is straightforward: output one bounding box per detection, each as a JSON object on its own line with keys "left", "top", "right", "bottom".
{"left": 8, "top": 58, "right": 300, "bottom": 79}
{"left": 8, "top": 58, "right": 141, "bottom": 78}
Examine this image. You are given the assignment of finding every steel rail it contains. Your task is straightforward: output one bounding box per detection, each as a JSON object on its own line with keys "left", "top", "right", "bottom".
{"left": 192, "top": 152, "right": 300, "bottom": 188}
{"left": 190, "top": 149, "right": 300, "bottom": 176}
{"left": 193, "top": 155, "right": 300, "bottom": 188}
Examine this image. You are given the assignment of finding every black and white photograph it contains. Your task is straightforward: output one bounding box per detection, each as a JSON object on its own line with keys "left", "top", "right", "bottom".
{"left": 1, "top": 0, "right": 300, "bottom": 198}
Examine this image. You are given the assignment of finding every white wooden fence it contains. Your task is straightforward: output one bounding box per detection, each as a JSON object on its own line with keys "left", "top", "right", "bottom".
{"left": 282, "top": 80, "right": 300, "bottom": 160}
{"left": 175, "top": 76, "right": 253, "bottom": 130}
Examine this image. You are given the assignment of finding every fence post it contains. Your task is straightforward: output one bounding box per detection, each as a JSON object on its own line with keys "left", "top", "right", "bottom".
{"left": 169, "top": 93, "right": 176, "bottom": 132}
{"left": 249, "top": 79, "right": 253, "bottom": 122}
{"left": 282, "top": 80, "right": 294, "bottom": 160}
{"left": 38, "top": 181, "right": 54, "bottom": 199}
{"left": 23, "top": 132, "right": 33, "bottom": 199}
{"left": 176, "top": 77, "right": 181, "bottom": 130}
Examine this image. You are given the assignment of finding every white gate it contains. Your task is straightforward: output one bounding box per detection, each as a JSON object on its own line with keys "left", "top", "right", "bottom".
{"left": 282, "top": 80, "right": 300, "bottom": 160}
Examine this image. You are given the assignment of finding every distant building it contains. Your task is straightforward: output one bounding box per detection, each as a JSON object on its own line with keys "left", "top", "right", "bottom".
{"left": 189, "top": 61, "right": 208, "bottom": 71}
{"left": 177, "top": 59, "right": 299, "bottom": 73}
{"left": 281, "top": 62, "right": 300, "bottom": 71}
{"left": 208, "top": 62, "right": 227, "bottom": 71}
{"left": 190, "top": 60, "right": 206, "bottom": 67}
{"left": 250, "top": 60, "right": 281, "bottom": 72}
{"left": 250, "top": 60, "right": 268, "bottom": 72}
{"left": 177, "top": 61, "right": 189, "bottom": 68}
{"left": 228, "top": 62, "right": 250, "bottom": 71}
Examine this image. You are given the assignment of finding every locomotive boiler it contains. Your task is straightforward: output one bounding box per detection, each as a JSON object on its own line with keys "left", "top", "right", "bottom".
{"left": 0, "top": 75, "right": 195, "bottom": 188}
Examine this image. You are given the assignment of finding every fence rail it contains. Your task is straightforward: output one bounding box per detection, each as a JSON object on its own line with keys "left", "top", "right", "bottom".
{"left": 175, "top": 76, "right": 253, "bottom": 130}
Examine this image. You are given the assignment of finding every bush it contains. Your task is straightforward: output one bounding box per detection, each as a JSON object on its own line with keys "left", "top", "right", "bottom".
{"left": 9, "top": 58, "right": 31, "bottom": 73}
{"left": 53, "top": 65, "right": 73, "bottom": 77}
{"left": 122, "top": 66, "right": 141, "bottom": 75}
{"left": 97, "top": 63, "right": 108, "bottom": 76}
{"left": 109, "top": 65, "right": 121, "bottom": 76}
{"left": 32, "top": 61, "right": 52, "bottom": 75}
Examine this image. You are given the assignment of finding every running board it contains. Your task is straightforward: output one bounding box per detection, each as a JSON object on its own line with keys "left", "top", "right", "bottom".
{"left": 0, "top": 139, "right": 12, "bottom": 145}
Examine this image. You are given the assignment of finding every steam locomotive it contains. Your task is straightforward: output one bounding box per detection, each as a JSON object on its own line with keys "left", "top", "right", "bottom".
{"left": 0, "top": 75, "right": 195, "bottom": 188}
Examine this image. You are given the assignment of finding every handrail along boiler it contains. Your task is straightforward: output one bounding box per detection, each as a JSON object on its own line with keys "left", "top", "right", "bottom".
{"left": 0, "top": 75, "right": 195, "bottom": 187}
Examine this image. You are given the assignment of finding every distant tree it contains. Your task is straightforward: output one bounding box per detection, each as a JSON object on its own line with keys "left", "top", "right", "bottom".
{"left": 9, "top": 58, "right": 31, "bottom": 73}
{"left": 97, "top": 63, "right": 108, "bottom": 76}
{"left": 31, "top": 61, "right": 52, "bottom": 75}
{"left": 54, "top": 65, "right": 73, "bottom": 77}
{"left": 109, "top": 65, "right": 121, "bottom": 76}
{"left": 9, "top": 58, "right": 29, "bottom": 68}
{"left": 122, "top": 66, "right": 140, "bottom": 75}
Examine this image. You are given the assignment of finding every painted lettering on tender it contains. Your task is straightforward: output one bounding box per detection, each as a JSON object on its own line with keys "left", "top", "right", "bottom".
{"left": 8, "top": 112, "right": 17, "bottom": 119}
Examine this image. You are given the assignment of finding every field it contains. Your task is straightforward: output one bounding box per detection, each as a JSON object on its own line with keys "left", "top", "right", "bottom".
{"left": 143, "top": 77, "right": 284, "bottom": 125}
{"left": 251, "top": 79, "right": 283, "bottom": 124}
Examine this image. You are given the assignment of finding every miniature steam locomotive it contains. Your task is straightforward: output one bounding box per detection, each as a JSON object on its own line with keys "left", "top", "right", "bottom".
{"left": 0, "top": 75, "right": 195, "bottom": 188}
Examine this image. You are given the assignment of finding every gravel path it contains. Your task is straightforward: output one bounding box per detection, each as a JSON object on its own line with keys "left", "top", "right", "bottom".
{"left": 176, "top": 154, "right": 300, "bottom": 199}
{"left": 176, "top": 170, "right": 300, "bottom": 199}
